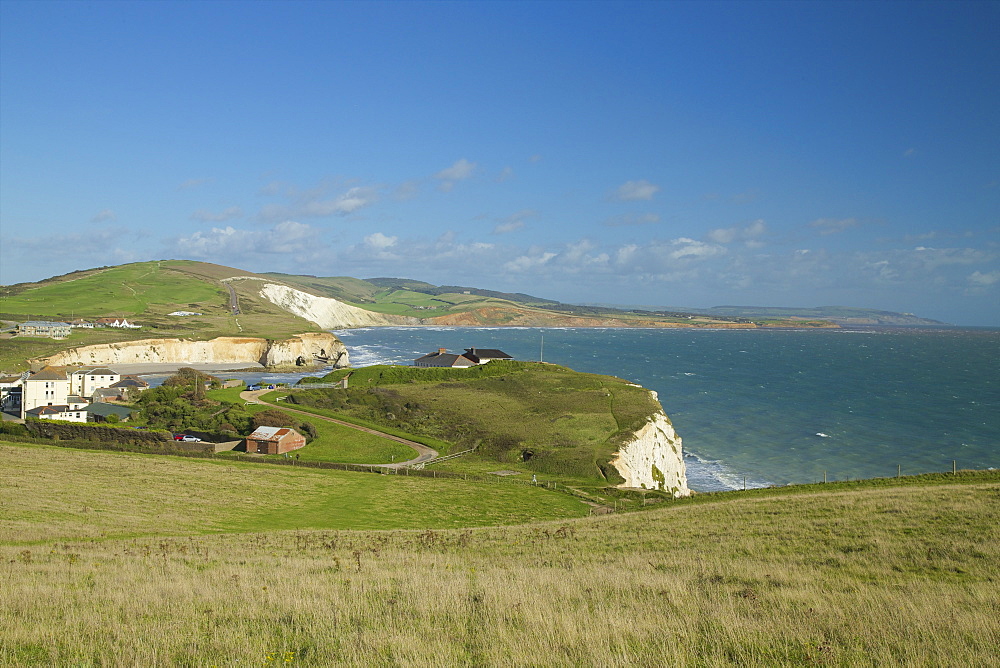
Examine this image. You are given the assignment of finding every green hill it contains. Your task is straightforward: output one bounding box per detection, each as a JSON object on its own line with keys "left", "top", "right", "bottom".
{"left": 288, "top": 362, "right": 662, "bottom": 486}
{"left": 0, "top": 260, "right": 323, "bottom": 372}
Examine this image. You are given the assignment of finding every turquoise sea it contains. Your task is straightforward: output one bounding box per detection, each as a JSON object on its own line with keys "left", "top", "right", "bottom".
{"left": 332, "top": 326, "right": 1000, "bottom": 492}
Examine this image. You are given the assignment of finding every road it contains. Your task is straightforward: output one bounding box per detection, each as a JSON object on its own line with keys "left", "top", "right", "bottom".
{"left": 227, "top": 284, "right": 240, "bottom": 314}
{"left": 240, "top": 389, "right": 438, "bottom": 468}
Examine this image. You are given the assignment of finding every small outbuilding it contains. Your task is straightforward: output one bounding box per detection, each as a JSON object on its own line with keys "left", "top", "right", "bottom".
{"left": 245, "top": 426, "right": 306, "bottom": 455}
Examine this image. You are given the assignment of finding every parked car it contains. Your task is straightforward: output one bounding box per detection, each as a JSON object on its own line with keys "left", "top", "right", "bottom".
{"left": 173, "top": 434, "right": 201, "bottom": 442}
{"left": 246, "top": 385, "right": 260, "bottom": 391}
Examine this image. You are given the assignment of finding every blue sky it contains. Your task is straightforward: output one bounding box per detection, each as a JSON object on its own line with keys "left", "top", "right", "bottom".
{"left": 1, "top": 1, "right": 998, "bottom": 325}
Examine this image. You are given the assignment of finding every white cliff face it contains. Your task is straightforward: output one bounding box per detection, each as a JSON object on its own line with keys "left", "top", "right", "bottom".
{"left": 35, "top": 333, "right": 348, "bottom": 369}
{"left": 257, "top": 283, "right": 416, "bottom": 330}
{"left": 610, "top": 402, "right": 690, "bottom": 497}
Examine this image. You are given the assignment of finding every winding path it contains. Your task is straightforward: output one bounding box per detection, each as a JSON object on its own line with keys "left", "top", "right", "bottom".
{"left": 240, "top": 389, "right": 438, "bottom": 468}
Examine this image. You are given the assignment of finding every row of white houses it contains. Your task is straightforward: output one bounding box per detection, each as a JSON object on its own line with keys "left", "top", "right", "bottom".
{"left": 15, "top": 318, "right": 142, "bottom": 339}
{"left": 0, "top": 366, "right": 147, "bottom": 422}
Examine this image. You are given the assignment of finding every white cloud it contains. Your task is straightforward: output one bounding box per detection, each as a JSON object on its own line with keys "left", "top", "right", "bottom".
{"left": 613, "top": 180, "right": 660, "bottom": 201}
{"left": 258, "top": 185, "right": 378, "bottom": 222}
{"left": 708, "top": 219, "right": 767, "bottom": 244}
{"left": 497, "top": 166, "right": 514, "bottom": 182}
{"left": 494, "top": 220, "right": 525, "bottom": 234}
{"left": 191, "top": 206, "right": 243, "bottom": 223}
{"left": 364, "top": 232, "right": 398, "bottom": 250}
{"left": 435, "top": 158, "right": 476, "bottom": 181}
{"left": 968, "top": 270, "right": 1000, "bottom": 286}
{"left": 668, "top": 238, "right": 726, "bottom": 261}
{"left": 810, "top": 217, "right": 859, "bottom": 235}
{"left": 493, "top": 210, "right": 535, "bottom": 234}
{"left": 903, "top": 148, "right": 918, "bottom": 158}
{"left": 173, "top": 221, "right": 323, "bottom": 258}
{"left": 90, "top": 209, "right": 117, "bottom": 223}
{"left": 504, "top": 252, "right": 557, "bottom": 273}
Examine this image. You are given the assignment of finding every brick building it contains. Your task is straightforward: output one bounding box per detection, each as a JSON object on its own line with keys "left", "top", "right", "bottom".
{"left": 245, "top": 426, "right": 306, "bottom": 455}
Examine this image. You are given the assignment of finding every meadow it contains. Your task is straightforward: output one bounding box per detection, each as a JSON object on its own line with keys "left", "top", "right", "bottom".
{"left": 2, "top": 441, "right": 996, "bottom": 666}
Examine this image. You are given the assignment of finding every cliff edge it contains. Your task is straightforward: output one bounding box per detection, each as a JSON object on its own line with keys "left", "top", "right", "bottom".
{"left": 256, "top": 282, "right": 417, "bottom": 329}
{"left": 610, "top": 393, "right": 689, "bottom": 497}
{"left": 32, "top": 332, "right": 348, "bottom": 370}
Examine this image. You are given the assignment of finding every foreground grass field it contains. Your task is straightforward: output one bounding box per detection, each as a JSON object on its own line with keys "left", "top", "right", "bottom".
{"left": 2, "top": 440, "right": 997, "bottom": 666}
{"left": 0, "top": 443, "right": 587, "bottom": 541}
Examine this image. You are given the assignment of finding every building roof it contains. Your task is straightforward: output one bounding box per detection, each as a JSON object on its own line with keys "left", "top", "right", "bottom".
{"left": 21, "top": 321, "right": 71, "bottom": 327}
{"left": 414, "top": 351, "right": 477, "bottom": 367}
{"left": 464, "top": 348, "right": 513, "bottom": 362}
{"left": 92, "top": 388, "right": 120, "bottom": 400}
{"left": 29, "top": 366, "right": 68, "bottom": 381}
{"left": 82, "top": 367, "right": 119, "bottom": 376}
{"left": 26, "top": 405, "right": 74, "bottom": 416}
{"left": 86, "top": 403, "right": 135, "bottom": 418}
{"left": 248, "top": 425, "right": 298, "bottom": 441}
{"left": 112, "top": 377, "right": 148, "bottom": 388}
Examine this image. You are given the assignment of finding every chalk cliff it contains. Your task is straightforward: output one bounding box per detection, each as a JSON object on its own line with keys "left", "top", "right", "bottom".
{"left": 610, "top": 394, "right": 689, "bottom": 497}
{"left": 257, "top": 283, "right": 417, "bottom": 329}
{"left": 34, "top": 333, "right": 348, "bottom": 369}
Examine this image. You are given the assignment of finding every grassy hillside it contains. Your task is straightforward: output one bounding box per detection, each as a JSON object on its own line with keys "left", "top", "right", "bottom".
{"left": 0, "top": 260, "right": 323, "bottom": 371}
{"left": 288, "top": 361, "right": 662, "bottom": 485}
{"left": 2, "top": 442, "right": 995, "bottom": 665}
{"left": 0, "top": 261, "right": 222, "bottom": 316}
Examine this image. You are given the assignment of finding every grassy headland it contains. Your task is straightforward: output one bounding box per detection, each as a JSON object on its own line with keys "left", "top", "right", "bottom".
{"left": 289, "top": 361, "right": 662, "bottom": 485}
{"left": 2, "top": 442, "right": 995, "bottom": 666}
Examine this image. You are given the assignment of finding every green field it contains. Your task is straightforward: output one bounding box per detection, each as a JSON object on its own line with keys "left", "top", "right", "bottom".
{"left": 2, "top": 440, "right": 996, "bottom": 666}
{"left": 0, "top": 261, "right": 222, "bottom": 317}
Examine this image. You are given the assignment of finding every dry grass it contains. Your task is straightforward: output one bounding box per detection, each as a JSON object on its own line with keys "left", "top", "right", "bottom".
{"left": 2, "top": 445, "right": 997, "bottom": 665}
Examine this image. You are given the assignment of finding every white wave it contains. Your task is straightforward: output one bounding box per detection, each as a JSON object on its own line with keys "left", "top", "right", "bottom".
{"left": 683, "top": 450, "right": 772, "bottom": 492}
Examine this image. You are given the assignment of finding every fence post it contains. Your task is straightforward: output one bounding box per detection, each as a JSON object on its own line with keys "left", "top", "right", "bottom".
{"left": 953, "top": 460, "right": 957, "bottom": 475}
{"left": 897, "top": 464, "right": 901, "bottom": 478}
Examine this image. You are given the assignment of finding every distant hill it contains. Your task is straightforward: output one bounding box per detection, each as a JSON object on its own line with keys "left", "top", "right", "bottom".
{"left": 683, "top": 305, "right": 945, "bottom": 326}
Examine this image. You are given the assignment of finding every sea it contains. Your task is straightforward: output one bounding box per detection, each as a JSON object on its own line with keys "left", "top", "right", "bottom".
{"left": 326, "top": 326, "right": 1000, "bottom": 492}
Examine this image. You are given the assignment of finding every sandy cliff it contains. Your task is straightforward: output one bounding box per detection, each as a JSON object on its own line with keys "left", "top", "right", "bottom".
{"left": 610, "top": 394, "right": 690, "bottom": 496}
{"left": 257, "top": 283, "right": 416, "bottom": 329}
{"left": 34, "top": 333, "right": 348, "bottom": 369}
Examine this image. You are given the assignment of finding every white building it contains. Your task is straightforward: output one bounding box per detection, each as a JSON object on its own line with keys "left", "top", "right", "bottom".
{"left": 21, "top": 365, "right": 130, "bottom": 420}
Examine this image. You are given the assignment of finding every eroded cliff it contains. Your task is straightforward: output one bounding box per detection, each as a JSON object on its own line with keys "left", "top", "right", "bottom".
{"left": 610, "top": 394, "right": 689, "bottom": 496}
{"left": 256, "top": 283, "right": 417, "bottom": 329}
{"left": 34, "top": 332, "right": 348, "bottom": 369}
